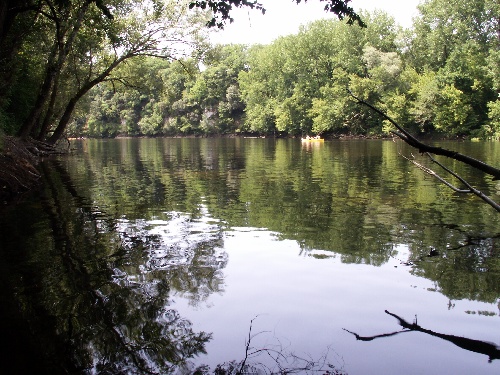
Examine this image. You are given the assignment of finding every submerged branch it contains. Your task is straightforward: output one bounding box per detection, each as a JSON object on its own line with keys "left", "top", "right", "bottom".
{"left": 344, "top": 310, "right": 500, "bottom": 362}
{"left": 384, "top": 310, "right": 500, "bottom": 362}
{"left": 342, "top": 328, "right": 409, "bottom": 341}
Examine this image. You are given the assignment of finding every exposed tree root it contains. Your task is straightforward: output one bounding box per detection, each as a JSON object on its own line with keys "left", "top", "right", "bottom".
{"left": 0, "top": 135, "right": 63, "bottom": 203}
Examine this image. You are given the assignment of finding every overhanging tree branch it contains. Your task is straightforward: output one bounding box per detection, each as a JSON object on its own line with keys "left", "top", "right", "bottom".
{"left": 399, "top": 151, "right": 471, "bottom": 193}
{"left": 347, "top": 87, "right": 500, "bottom": 212}
{"left": 347, "top": 87, "right": 500, "bottom": 181}
{"left": 401, "top": 151, "right": 500, "bottom": 212}
{"left": 189, "top": 0, "right": 365, "bottom": 29}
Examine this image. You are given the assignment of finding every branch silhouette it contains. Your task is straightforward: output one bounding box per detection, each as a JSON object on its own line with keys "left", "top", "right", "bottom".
{"left": 344, "top": 310, "right": 500, "bottom": 363}
{"left": 347, "top": 88, "right": 500, "bottom": 180}
{"left": 347, "top": 88, "right": 500, "bottom": 212}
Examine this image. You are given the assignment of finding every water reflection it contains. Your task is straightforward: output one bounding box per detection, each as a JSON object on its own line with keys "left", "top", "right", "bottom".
{"left": 0, "top": 159, "right": 221, "bottom": 373}
{"left": 115, "top": 208, "right": 227, "bottom": 305}
{"left": 1, "top": 138, "right": 500, "bottom": 373}
{"left": 72, "top": 138, "right": 500, "bottom": 304}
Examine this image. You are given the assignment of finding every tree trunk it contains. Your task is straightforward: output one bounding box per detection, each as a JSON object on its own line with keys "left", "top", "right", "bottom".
{"left": 37, "top": 74, "right": 60, "bottom": 140}
{"left": 17, "top": 1, "right": 91, "bottom": 139}
{"left": 18, "top": 64, "right": 57, "bottom": 139}
{"left": 47, "top": 56, "right": 127, "bottom": 144}
{"left": 48, "top": 95, "right": 79, "bottom": 144}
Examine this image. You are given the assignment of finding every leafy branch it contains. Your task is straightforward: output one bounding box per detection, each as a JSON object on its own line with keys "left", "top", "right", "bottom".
{"left": 189, "top": 0, "right": 365, "bottom": 29}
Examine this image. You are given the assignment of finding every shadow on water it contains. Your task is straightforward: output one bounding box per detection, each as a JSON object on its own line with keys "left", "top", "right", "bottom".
{"left": 344, "top": 310, "right": 500, "bottom": 363}
{"left": 0, "top": 151, "right": 346, "bottom": 374}
{"left": 0, "top": 159, "right": 219, "bottom": 374}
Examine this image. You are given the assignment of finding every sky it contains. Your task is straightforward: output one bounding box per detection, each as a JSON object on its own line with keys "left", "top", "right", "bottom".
{"left": 209, "top": 0, "right": 422, "bottom": 45}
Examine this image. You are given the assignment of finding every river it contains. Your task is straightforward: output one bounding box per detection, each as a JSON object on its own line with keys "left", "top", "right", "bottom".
{"left": 0, "top": 138, "right": 499, "bottom": 374}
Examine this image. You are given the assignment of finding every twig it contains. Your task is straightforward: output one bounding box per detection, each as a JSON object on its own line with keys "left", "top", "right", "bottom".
{"left": 234, "top": 316, "right": 346, "bottom": 374}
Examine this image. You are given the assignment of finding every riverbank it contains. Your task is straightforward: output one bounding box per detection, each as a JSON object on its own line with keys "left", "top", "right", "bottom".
{"left": 0, "top": 136, "right": 41, "bottom": 203}
{"left": 0, "top": 135, "right": 65, "bottom": 204}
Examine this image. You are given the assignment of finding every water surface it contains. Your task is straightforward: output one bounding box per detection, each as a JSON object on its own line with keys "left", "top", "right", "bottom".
{"left": 0, "top": 138, "right": 499, "bottom": 374}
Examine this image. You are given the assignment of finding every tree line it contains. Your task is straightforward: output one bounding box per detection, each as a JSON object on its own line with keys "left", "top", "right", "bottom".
{"left": 70, "top": 0, "right": 499, "bottom": 139}
{"left": 0, "top": 0, "right": 498, "bottom": 142}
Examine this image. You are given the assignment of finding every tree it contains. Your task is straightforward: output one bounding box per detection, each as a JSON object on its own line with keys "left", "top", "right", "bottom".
{"left": 239, "top": 12, "right": 400, "bottom": 136}
{"left": 47, "top": 0, "right": 209, "bottom": 143}
{"left": 407, "top": 0, "right": 499, "bottom": 137}
{"left": 0, "top": 0, "right": 210, "bottom": 143}
{"left": 16, "top": 1, "right": 113, "bottom": 139}
{"left": 76, "top": 43, "right": 251, "bottom": 138}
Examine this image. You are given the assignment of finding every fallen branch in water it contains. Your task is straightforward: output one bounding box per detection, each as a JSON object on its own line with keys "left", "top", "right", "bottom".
{"left": 344, "top": 310, "right": 500, "bottom": 363}
{"left": 347, "top": 88, "right": 500, "bottom": 212}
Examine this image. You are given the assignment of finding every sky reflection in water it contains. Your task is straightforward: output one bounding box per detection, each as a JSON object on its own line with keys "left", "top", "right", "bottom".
{"left": 94, "top": 138, "right": 500, "bottom": 374}
{"left": 2, "top": 138, "right": 499, "bottom": 374}
{"left": 171, "top": 226, "right": 499, "bottom": 374}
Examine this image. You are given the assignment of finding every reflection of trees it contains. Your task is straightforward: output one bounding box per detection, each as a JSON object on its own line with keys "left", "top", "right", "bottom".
{"left": 68, "top": 138, "right": 500, "bottom": 302}
{"left": 0, "top": 159, "right": 227, "bottom": 373}
{"left": 344, "top": 310, "right": 500, "bottom": 363}
{"left": 408, "top": 232, "right": 500, "bottom": 303}
{"left": 116, "top": 210, "right": 227, "bottom": 306}
{"left": 4, "top": 139, "right": 499, "bottom": 371}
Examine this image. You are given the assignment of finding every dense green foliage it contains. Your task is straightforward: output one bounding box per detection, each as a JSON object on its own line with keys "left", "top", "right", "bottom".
{"left": 71, "top": 45, "right": 249, "bottom": 137}
{"left": 66, "top": 0, "right": 499, "bottom": 139}
{"left": 0, "top": 0, "right": 210, "bottom": 143}
{"left": 0, "top": 0, "right": 498, "bottom": 140}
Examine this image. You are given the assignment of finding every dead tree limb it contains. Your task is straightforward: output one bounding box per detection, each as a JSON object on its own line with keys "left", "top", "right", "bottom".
{"left": 347, "top": 88, "right": 500, "bottom": 212}
{"left": 344, "top": 310, "right": 500, "bottom": 362}
{"left": 384, "top": 310, "right": 500, "bottom": 362}
{"left": 347, "top": 88, "right": 500, "bottom": 180}
{"left": 400, "top": 151, "right": 500, "bottom": 212}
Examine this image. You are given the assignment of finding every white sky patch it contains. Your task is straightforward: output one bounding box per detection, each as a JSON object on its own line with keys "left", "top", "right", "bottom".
{"left": 209, "top": 0, "right": 422, "bottom": 45}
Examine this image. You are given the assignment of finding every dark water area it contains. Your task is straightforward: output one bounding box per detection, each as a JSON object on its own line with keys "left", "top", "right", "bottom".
{"left": 0, "top": 138, "right": 499, "bottom": 374}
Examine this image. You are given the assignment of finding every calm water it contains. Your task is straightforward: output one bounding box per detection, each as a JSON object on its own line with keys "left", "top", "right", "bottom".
{"left": 1, "top": 138, "right": 499, "bottom": 374}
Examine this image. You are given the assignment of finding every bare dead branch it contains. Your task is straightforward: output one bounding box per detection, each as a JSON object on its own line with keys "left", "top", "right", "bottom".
{"left": 399, "top": 152, "right": 471, "bottom": 193}
{"left": 344, "top": 310, "right": 500, "bottom": 362}
{"left": 399, "top": 144, "right": 500, "bottom": 212}
{"left": 348, "top": 88, "right": 500, "bottom": 212}
{"left": 347, "top": 88, "right": 500, "bottom": 180}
